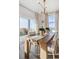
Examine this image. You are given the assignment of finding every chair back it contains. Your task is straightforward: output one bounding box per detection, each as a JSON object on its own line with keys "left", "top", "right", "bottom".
{"left": 52, "top": 32, "right": 58, "bottom": 53}
{"left": 48, "top": 32, "right": 58, "bottom": 52}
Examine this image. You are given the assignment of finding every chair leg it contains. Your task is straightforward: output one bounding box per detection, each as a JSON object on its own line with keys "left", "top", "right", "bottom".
{"left": 53, "top": 53, "right": 55, "bottom": 59}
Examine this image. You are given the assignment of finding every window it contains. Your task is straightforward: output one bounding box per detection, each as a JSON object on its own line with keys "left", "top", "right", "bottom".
{"left": 20, "top": 17, "right": 28, "bottom": 28}
{"left": 30, "top": 19, "right": 36, "bottom": 31}
{"left": 20, "top": 17, "right": 36, "bottom": 31}
{"left": 48, "top": 16, "right": 56, "bottom": 32}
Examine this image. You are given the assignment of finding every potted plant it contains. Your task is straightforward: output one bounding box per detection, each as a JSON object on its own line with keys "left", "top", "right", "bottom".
{"left": 39, "top": 28, "right": 45, "bottom": 36}
{"left": 45, "top": 27, "right": 50, "bottom": 33}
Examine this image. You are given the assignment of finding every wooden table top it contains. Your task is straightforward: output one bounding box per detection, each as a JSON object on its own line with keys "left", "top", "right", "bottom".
{"left": 44, "top": 32, "right": 55, "bottom": 43}
{"left": 28, "top": 32, "right": 55, "bottom": 43}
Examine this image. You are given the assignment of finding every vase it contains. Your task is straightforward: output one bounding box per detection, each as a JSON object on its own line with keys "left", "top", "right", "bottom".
{"left": 40, "top": 31, "right": 44, "bottom": 36}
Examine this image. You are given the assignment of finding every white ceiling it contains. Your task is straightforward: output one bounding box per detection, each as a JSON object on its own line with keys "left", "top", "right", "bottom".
{"left": 19, "top": 0, "right": 59, "bottom": 13}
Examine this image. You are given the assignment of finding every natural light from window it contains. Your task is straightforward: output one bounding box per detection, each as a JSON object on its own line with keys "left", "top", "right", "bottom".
{"left": 20, "top": 17, "right": 36, "bottom": 32}
{"left": 48, "top": 16, "right": 56, "bottom": 32}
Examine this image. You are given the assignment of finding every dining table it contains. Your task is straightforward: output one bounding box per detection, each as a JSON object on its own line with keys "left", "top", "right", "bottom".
{"left": 24, "top": 32, "right": 55, "bottom": 59}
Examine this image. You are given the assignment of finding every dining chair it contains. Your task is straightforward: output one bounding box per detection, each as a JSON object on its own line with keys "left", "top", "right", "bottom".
{"left": 47, "top": 33, "right": 58, "bottom": 59}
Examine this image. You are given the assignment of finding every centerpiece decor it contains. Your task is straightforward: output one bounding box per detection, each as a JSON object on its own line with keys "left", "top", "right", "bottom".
{"left": 45, "top": 27, "right": 50, "bottom": 33}
{"left": 39, "top": 27, "right": 45, "bottom": 36}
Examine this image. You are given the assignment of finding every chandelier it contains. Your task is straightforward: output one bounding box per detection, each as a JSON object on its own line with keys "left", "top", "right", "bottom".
{"left": 38, "top": 0, "right": 47, "bottom": 14}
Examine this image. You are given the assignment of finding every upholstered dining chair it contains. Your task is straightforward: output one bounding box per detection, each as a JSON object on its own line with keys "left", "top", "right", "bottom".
{"left": 47, "top": 32, "right": 58, "bottom": 59}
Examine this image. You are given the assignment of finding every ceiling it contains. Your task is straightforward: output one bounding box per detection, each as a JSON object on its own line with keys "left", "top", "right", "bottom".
{"left": 19, "top": 0, "right": 59, "bottom": 13}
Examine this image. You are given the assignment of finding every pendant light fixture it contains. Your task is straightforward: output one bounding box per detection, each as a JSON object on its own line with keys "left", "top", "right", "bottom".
{"left": 38, "top": 0, "right": 47, "bottom": 14}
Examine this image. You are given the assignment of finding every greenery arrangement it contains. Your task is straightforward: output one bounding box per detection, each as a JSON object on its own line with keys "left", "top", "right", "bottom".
{"left": 39, "top": 28, "right": 45, "bottom": 33}
{"left": 20, "top": 32, "right": 25, "bottom": 36}
{"left": 46, "top": 27, "right": 50, "bottom": 31}
{"left": 39, "top": 27, "right": 45, "bottom": 36}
